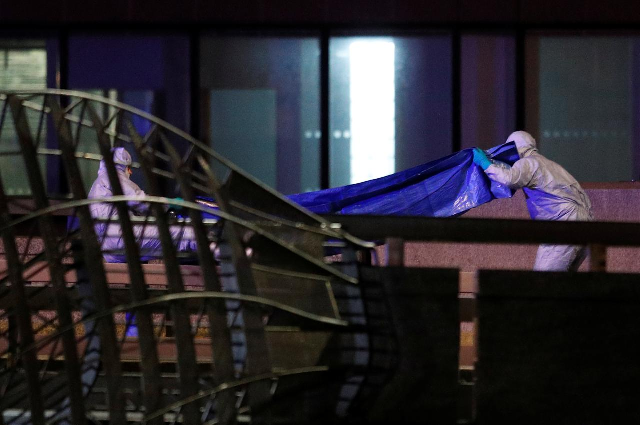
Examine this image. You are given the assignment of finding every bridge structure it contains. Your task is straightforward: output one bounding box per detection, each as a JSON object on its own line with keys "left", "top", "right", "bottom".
{"left": 0, "top": 90, "right": 390, "bottom": 425}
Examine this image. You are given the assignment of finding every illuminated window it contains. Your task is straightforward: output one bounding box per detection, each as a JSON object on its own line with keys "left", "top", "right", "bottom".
{"left": 349, "top": 39, "right": 396, "bottom": 184}
{"left": 330, "top": 35, "right": 452, "bottom": 188}
{"left": 0, "top": 48, "right": 46, "bottom": 89}
{"left": 0, "top": 41, "right": 48, "bottom": 196}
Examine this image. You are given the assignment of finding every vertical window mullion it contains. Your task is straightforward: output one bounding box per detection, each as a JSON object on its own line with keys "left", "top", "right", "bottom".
{"left": 320, "top": 28, "right": 330, "bottom": 190}
{"left": 452, "top": 29, "right": 461, "bottom": 153}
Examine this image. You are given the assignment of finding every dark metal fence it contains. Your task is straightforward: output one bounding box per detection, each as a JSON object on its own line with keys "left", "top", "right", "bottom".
{"left": 0, "top": 90, "right": 382, "bottom": 424}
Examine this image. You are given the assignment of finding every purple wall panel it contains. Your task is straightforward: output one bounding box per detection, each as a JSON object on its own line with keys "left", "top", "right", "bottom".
{"left": 69, "top": 36, "right": 165, "bottom": 90}
{"left": 461, "top": 35, "right": 515, "bottom": 150}
{"left": 632, "top": 41, "right": 640, "bottom": 181}
{"left": 269, "top": 39, "right": 302, "bottom": 194}
{"left": 68, "top": 34, "right": 190, "bottom": 150}
{"left": 395, "top": 36, "right": 452, "bottom": 171}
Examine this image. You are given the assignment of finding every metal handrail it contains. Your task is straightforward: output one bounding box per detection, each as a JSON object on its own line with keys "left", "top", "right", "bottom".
{"left": 325, "top": 214, "right": 640, "bottom": 247}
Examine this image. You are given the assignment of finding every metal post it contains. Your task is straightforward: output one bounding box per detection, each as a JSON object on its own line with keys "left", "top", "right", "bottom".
{"left": 8, "top": 94, "right": 87, "bottom": 425}
{"left": 84, "top": 104, "right": 164, "bottom": 425}
{"left": 130, "top": 125, "right": 202, "bottom": 425}
{"left": 589, "top": 244, "right": 607, "bottom": 272}
{"left": 50, "top": 98, "right": 126, "bottom": 425}
{"left": 0, "top": 151, "right": 45, "bottom": 425}
{"left": 386, "top": 238, "right": 405, "bottom": 267}
{"left": 164, "top": 140, "right": 238, "bottom": 425}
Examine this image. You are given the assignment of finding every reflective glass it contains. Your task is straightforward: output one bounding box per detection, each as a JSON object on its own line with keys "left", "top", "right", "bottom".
{"left": 526, "top": 35, "right": 636, "bottom": 181}
{"left": 461, "top": 34, "right": 516, "bottom": 150}
{"left": 329, "top": 35, "right": 452, "bottom": 187}
{"left": 200, "top": 34, "right": 320, "bottom": 194}
{"left": 0, "top": 39, "right": 52, "bottom": 196}
{"left": 68, "top": 34, "right": 190, "bottom": 191}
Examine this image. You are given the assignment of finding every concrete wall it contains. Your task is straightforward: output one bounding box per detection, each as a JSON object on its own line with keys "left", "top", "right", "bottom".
{"left": 399, "top": 183, "right": 640, "bottom": 273}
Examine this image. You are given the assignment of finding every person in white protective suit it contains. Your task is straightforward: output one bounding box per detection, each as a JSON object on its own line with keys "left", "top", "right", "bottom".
{"left": 88, "top": 147, "right": 198, "bottom": 263}
{"left": 472, "top": 131, "right": 594, "bottom": 271}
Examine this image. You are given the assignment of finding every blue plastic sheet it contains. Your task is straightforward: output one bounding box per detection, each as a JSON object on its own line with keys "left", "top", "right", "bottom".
{"left": 288, "top": 142, "right": 520, "bottom": 217}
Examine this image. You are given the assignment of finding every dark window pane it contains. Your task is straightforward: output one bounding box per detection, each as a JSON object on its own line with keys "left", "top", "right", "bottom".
{"left": 200, "top": 35, "right": 320, "bottom": 194}
{"left": 527, "top": 35, "right": 634, "bottom": 182}
{"left": 461, "top": 35, "right": 516, "bottom": 150}
{"left": 68, "top": 34, "right": 191, "bottom": 191}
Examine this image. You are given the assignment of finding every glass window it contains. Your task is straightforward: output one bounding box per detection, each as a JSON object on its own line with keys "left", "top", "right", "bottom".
{"left": 461, "top": 34, "right": 516, "bottom": 150}
{"left": 526, "top": 34, "right": 636, "bottom": 182}
{"left": 330, "top": 35, "right": 452, "bottom": 187}
{"left": 200, "top": 34, "right": 320, "bottom": 194}
{"left": 0, "top": 38, "right": 54, "bottom": 196}
{"left": 68, "top": 34, "right": 190, "bottom": 192}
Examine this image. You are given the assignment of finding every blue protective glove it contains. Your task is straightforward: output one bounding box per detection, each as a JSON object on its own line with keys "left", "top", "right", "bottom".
{"left": 472, "top": 148, "right": 492, "bottom": 170}
{"left": 169, "top": 197, "right": 184, "bottom": 211}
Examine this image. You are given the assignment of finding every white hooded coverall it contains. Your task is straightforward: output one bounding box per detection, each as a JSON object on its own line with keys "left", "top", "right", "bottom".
{"left": 87, "top": 147, "right": 197, "bottom": 262}
{"left": 484, "top": 131, "right": 594, "bottom": 271}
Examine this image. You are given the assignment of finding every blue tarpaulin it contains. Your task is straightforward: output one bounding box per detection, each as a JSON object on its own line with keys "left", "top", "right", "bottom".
{"left": 288, "top": 142, "right": 520, "bottom": 217}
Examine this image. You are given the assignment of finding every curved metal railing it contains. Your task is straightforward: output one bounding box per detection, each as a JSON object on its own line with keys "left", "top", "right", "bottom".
{"left": 0, "top": 90, "right": 388, "bottom": 425}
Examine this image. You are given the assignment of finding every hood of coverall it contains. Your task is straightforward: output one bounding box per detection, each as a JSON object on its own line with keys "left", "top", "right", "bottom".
{"left": 98, "top": 147, "right": 132, "bottom": 176}
{"left": 507, "top": 131, "right": 538, "bottom": 158}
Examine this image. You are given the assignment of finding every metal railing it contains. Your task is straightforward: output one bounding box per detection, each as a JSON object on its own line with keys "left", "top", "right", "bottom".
{"left": 0, "top": 90, "right": 376, "bottom": 425}
{"left": 325, "top": 214, "right": 640, "bottom": 270}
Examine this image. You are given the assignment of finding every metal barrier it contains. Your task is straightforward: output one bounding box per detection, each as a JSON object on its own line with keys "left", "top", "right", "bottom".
{"left": 325, "top": 213, "right": 640, "bottom": 271}
{"left": 0, "top": 90, "right": 383, "bottom": 424}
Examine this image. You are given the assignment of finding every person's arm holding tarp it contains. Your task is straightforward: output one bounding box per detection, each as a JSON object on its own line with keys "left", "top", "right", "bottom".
{"left": 112, "top": 148, "right": 149, "bottom": 216}
{"left": 472, "top": 131, "right": 594, "bottom": 272}
{"left": 473, "top": 147, "right": 536, "bottom": 190}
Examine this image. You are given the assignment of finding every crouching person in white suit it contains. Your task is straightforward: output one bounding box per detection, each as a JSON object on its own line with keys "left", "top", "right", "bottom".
{"left": 87, "top": 147, "right": 198, "bottom": 263}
